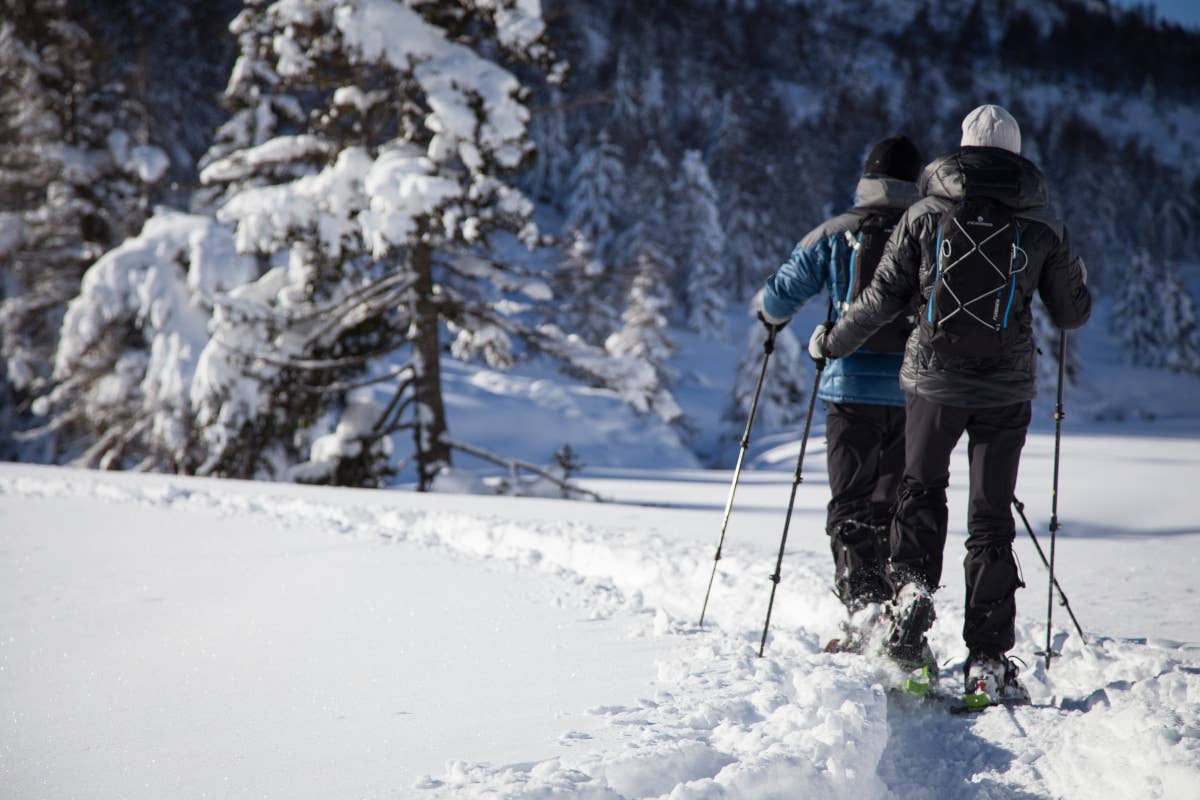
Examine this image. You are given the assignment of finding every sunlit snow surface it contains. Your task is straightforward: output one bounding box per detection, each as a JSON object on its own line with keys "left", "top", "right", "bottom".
{"left": 2, "top": 428, "right": 1198, "bottom": 798}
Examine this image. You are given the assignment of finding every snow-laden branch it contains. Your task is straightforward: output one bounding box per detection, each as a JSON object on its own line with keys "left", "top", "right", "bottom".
{"left": 206, "top": 337, "right": 399, "bottom": 372}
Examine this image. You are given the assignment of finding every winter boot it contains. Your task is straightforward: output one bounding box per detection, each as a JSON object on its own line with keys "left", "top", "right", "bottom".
{"left": 962, "top": 652, "right": 1031, "bottom": 709}
{"left": 882, "top": 582, "right": 937, "bottom": 668}
{"left": 829, "top": 518, "right": 891, "bottom": 612}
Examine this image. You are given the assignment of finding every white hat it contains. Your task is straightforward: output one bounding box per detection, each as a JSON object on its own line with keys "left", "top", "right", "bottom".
{"left": 960, "top": 104, "right": 1021, "bottom": 154}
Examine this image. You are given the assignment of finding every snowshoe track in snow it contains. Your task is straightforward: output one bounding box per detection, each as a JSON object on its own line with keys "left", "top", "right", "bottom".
{"left": 3, "top": 468, "right": 1199, "bottom": 799}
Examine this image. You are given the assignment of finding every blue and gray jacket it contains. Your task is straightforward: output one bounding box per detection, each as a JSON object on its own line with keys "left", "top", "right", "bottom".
{"left": 762, "top": 176, "right": 920, "bottom": 407}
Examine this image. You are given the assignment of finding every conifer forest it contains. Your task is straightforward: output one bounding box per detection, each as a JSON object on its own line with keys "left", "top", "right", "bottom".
{"left": 2, "top": 0, "right": 1198, "bottom": 489}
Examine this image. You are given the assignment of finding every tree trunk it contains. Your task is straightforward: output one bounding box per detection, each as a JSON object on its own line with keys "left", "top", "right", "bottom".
{"left": 409, "top": 242, "right": 450, "bottom": 490}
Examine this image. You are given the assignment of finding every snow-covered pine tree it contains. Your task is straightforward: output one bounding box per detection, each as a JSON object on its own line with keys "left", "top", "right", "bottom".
{"left": 630, "top": 141, "right": 673, "bottom": 251}
{"left": 194, "top": 0, "right": 315, "bottom": 208}
{"left": 190, "top": 0, "right": 663, "bottom": 490}
{"left": 672, "top": 150, "right": 728, "bottom": 336}
{"left": 33, "top": 212, "right": 256, "bottom": 471}
{"left": 718, "top": 182, "right": 767, "bottom": 302}
{"left": 592, "top": 140, "right": 680, "bottom": 419}
{"left": 0, "top": 0, "right": 167, "bottom": 460}
{"left": 606, "top": 243, "right": 672, "bottom": 365}
{"left": 557, "top": 129, "right": 626, "bottom": 341}
{"left": 1110, "top": 248, "right": 1163, "bottom": 367}
{"left": 711, "top": 94, "right": 774, "bottom": 301}
{"left": 605, "top": 236, "right": 680, "bottom": 424}
{"left": 74, "top": 0, "right": 242, "bottom": 197}
{"left": 564, "top": 130, "right": 625, "bottom": 266}
{"left": 1159, "top": 263, "right": 1200, "bottom": 374}
{"left": 525, "top": 87, "right": 571, "bottom": 205}
{"left": 620, "top": 139, "right": 676, "bottom": 307}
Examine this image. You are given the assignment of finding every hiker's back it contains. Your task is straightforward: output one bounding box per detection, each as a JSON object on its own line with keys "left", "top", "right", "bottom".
{"left": 898, "top": 147, "right": 1087, "bottom": 405}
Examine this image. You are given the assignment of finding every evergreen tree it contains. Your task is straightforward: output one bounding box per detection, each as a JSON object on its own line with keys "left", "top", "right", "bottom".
{"left": 186, "top": 0, "right": 664, "bottom": 489}
{"left": 188, "top": 0, "right": 556, "bottom": 488}
{"left": 73, "top": 0, "right": 242, "bottom": 195}
{"left": 525, "top": 87, "right": 571, "bottom": 205}
{"left": 1110, "top": 249, "right": 1163, "bottom": 367}
{"left": 605, "top": 237, "right": 677, "bottom": 423}
{"left": 33, "top": 212, "right": 256, "bottom": 471}
{"left": 629, "top": 141, "right": 673, "bottom": 253}
{"left": 556, "top": 129, "right": 626, "bottom": 341}
{"left": 672, "top": 150, "right": 727, "bottom": 336}
{"left": 0, "top": 0, "right": 166, "bottom": 459}
{"left": 711, "top": 94, "right": 773, "bottom": 300}
{"left": 564, "top": 130, "right": 625, "bottom": 267}
{"left": 1159, "top": 263, "right": 1200, "bottom": 374}
{"left": 194, "top": 0, "right": 313, "bottom": 207}
{"left": 606, "top": 244, "right": 673, "bottom": 365}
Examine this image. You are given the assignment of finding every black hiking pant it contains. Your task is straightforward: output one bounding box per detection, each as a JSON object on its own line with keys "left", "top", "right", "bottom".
{"left": 889, "top": 394, "right": 1030, "bottom": 655}
{"left": 825, "top": 401, "right": 906, "bottom": 609}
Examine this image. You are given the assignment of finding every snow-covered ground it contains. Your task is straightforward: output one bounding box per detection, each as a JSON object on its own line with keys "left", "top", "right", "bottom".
{"left": 3, "top": 419, "right": 1198, "bottom": 799}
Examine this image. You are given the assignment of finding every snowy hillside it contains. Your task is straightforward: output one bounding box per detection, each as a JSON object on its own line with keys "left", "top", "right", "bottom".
{"left": 4, "top": 420, "right": 1198, "bottom": 798}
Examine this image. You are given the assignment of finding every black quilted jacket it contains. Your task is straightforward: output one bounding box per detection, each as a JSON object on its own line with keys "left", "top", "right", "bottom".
{"left": 824, "top": 147, "right": 1092, "bottom": 407}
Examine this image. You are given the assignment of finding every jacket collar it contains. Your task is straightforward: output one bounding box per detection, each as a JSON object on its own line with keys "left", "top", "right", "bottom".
{"left": 854, "top": 175, "right": 920, "bottom": 210}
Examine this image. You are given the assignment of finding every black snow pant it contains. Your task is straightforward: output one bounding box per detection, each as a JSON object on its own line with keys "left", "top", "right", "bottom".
{"left": 825, "top": 401, "right": 906, "bottom": 610}
{"left": 888, "top": 393, "right": 1030, "bottom": 655}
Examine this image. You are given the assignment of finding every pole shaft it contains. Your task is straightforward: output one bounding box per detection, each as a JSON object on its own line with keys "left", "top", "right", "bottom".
{"left": 1045, "top": 330, "right": 1067, "bottom": 669}
{"left": 699, "top": 330, "right": 776, "bottom": 626}
{"left": 1013, "top": 497, "right": 1085, "bottom": 642}
{"left": 759, "top": 363, "right": 824, "bottom": 657}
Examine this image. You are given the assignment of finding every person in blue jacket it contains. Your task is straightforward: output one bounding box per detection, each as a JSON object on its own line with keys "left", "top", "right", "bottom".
{"left": 758, "top": 136, "right": 923, "bottom": 615}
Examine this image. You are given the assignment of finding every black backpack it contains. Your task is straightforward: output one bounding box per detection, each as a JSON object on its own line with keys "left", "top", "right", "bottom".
{"left": 921, "top": 197, "right": 1025, "bottom": 358}
{"left": 837, "top": 208, "right": 911, "bottom": 353}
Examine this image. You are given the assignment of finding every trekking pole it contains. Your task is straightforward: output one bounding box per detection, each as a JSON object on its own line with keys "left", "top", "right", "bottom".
{"left": 699, "top": 323, "right": 779, "bottom": 627}
{"left": 1037, "top": 330, "right": 1068, "bottom": 670}
{"left": 1012, "top": 496, "right": 1085, "bottom": 643}
{"left": 758, "top": 360, "right": 825, "bottom": 657}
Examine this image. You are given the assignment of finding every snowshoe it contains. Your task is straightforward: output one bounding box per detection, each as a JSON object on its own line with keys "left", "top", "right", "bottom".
{"left": 958, "top": 652, "right": 1031, "bottom": 712}
{"left": 900, "top": 663, "right": 935, "bottom": 698}
{"left": 895, "top": 639, "right": 939, "bottom": 697}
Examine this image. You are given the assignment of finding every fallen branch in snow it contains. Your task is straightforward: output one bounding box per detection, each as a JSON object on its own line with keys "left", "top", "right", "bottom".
{"left": 441, "top": 437, "right": 605, "bottom": 502}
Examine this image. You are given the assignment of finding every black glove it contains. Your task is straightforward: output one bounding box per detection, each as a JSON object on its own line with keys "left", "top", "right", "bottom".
{"left": 757, "top": 309, "right": 789, "bottom": 334}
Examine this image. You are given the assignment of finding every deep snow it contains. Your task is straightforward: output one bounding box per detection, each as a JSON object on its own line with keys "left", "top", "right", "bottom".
{"left": 2, "top": 420, "right": 1198, "bottom": 798}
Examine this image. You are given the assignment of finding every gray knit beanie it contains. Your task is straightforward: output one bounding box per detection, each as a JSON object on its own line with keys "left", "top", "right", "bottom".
{"left": 960, "top": 104, "right": 1021, "bottom": 154}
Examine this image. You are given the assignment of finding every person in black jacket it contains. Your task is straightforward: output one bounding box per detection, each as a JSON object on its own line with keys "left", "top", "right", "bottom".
{"left": 808, "top": 104, "right": 1092, "bottom": 700}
